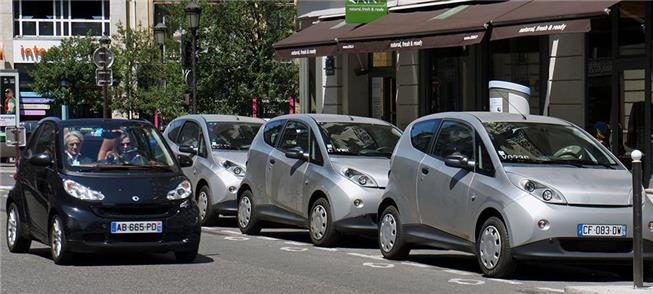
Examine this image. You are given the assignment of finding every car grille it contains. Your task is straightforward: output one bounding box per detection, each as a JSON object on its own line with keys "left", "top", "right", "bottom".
{"left": 559, "top": 239, "right": 632, "bottom": 253}
{"left": 110, "top": 233, "right": 163, "bottom": 243}
{"left": 91, "top": 205, "right": 172, "bottom": 219}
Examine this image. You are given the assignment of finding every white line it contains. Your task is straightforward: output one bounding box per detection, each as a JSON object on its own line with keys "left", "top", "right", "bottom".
{"left": 536, "top": 287, "right": 564, "bottom": 293}
{"left": 0, "top": 185, "right": 13, "bottom": 190}
{"left": 347, "top": 252, "right": 385, "bottom": 260}
{"left": 315, "top": 247, "right": 338, "bottom": 252}
{"left": 487, "top": 278, "right": 522, "bottom": 285}
{"left": 443, "top": 269, "right": 475, "bottom": 276}
{"left": 400, "top": 261, "right": 431, "bottom": 268}
{"left": 219, "top": 230, "right": 243, "bottom": 235}
{"left": 283, "top": 241, "right": 310, "bottom": 246}
{"left": 257, "top": 236, "right": 281, "bottom": 241}
{"left": 280, "top": 247, "right": 308, "bottom": 252}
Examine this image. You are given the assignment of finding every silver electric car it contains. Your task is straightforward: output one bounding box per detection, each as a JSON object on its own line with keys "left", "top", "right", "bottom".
{"left": 378, "top": 112, "right": 653, "bottom": 277}
{"left": 164, "top": 115, "right": 264, "bottom": 225}
{"left": 237, "top": 114, "right": 402, "bottom": 246}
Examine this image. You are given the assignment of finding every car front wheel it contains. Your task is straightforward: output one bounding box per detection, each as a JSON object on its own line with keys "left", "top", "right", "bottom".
{"left": 197, "top": 185, "right": 216, "bottom": 226}
{"left": 379, "top": 205, "right": 410, "bottom": 260}
{"left": 50, "top": 215, "right": 74, "bottom": 265}
{"left": 6, "top": 202, "right": 31, "bottom": 253}
{"left": 238, "top": 190, "right": 261, "bottom": 235}
{"left": 309, "top": 198, "right": 340, "bottom": 247}
{"left": 476, "top": 217, "right": 516, "bottom": 278}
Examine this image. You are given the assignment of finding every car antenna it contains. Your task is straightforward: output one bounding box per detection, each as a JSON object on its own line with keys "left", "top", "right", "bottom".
{"left": 498, "top": 94, "right": 528, "bottom": 120}
{"left": 349, "top": 116, "right": 354, "bottom": 121}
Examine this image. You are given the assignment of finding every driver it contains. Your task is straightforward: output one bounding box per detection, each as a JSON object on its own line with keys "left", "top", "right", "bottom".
{"left": 106, "top": 133, "right": 142, "bottom": 164}
{"left": 64, "top": 131, "right": 92, "bottom": 166}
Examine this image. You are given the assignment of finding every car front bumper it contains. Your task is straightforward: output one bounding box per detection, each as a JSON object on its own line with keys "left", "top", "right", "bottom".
{"left": 512, "top": 238, "right": 653, "bottom": 262}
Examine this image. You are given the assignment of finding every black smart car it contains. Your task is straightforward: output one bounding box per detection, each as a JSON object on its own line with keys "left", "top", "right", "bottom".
{"left": 5, "top": 118, "right": 201, "bottom": 264}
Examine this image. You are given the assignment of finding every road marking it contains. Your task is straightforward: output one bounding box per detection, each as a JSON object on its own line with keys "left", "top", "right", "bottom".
{"left": 257, "top": 236, "right": 281, "bottom": 241}
{"left": 284, "top": 241, "right": 310, "bottom": 246}
{"left": 280, "top": 247, "right": 308, "bottom": 252}
{"left": 487, "top": 278, "right": 522, "bottom": 285}
{"left": 315, "top": 247, "right": 338, "bottom": 252}
{"left": 400, "top": 261, "right": 431, "bottom": 268}
{"left": 448, "top": 278, "right": 484, "bottom": 286}
{"left": 443, "top": 269, "right": 475, "bottom": 276}
{"left": 220, "top": 230, "right": 243, "bottom": 235}
{"left": 347, "top": 253, "right": 385, "bottom": 260}
{"left": 0, "top": 185, "right": 13, "bottom": 190}
{"left": 224, "top": 236, "right": 249, "bottom": 241}
{"left": 363, "top": 262, "right": 394, "bottom": 269}
{"left": 536, "top": 287, "right": 564, "bottom": 293}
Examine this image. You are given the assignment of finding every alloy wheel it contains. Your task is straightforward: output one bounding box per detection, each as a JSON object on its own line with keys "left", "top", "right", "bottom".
{"left": 379, "top": 213, "right": 397, "bottom": 252}
{"left": 479, "top": 225, "right": 501, "bottom": 270}
{"left": 310, "top": 204, "right": 327, "bottom": 240}
{"left": 7, "top": 206, "right": 18, "bottom": 247}
{"left": 198, "top": 191, "right": 208, "bottom": 222}
{"left": 51, "top": 218, "right": 63, "bottom": 259}
{"left": 238, "top": 196, "right": 252, "bottom": 228}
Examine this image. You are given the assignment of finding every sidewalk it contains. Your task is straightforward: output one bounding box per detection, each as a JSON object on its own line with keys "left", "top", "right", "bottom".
{"left": 565, "top": 285, "right": 652, "bottom": 293}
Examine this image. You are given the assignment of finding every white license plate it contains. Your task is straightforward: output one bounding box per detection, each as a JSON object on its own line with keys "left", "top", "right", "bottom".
{"left": 577, "top": 224, "right": 626, "bottom": 237}
{"left": 111, "top": 221, "right": 162, "bottom": 234}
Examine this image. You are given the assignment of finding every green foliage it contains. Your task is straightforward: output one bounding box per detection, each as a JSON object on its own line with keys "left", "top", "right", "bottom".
{"left": 30, "top": 36, "right": 101, "bottom": 115}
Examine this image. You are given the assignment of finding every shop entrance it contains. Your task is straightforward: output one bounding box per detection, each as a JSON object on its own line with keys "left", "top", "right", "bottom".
{"left": 368, "top": 52, "right": 396, "bottom": 124}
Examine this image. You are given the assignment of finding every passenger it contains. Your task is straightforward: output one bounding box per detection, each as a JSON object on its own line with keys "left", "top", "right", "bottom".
{"left": 64, "top": 131, "right": 92, "bottom": 166}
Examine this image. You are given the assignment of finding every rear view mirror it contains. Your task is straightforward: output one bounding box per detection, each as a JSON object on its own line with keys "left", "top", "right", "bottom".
{"left": 444, "top": 154, "right": 475, "bottom": 171}
{"left": 177, "top": 154, "right": 193, "bottom": 168}
{"left": 285, "top": 147, "right": 308, "bottom": 161}
{"left": 179, "top": 145, "right": 198, "bottom": 156}
{"left": 30, "top": 153, "right": 53, "bottom": 167}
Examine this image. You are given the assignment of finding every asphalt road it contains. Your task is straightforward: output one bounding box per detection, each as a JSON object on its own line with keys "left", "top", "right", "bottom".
{"left": 0, "top": 164, "right": 651, "bottom": 294}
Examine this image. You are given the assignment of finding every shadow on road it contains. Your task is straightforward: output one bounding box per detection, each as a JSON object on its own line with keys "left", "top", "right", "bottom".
{"left": 26, "top": 248, "right": 214, "bottom": 267}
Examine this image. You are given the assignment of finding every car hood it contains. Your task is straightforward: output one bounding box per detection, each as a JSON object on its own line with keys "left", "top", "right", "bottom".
{"left": 212, "top": 150, "right": 248, "bottom": 167}
{"left": 66, "top": 174, "right": 187, "bottom": 205}
{"left": 504, "top": 166, "right": 632, "bottom": 206}
{"left": 329, "top": 156, "right": 391, "bottom": 188}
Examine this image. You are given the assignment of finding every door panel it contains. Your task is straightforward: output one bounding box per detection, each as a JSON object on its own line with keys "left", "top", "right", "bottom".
{"left": 268, "top": 121, "right": 310, "bottom": 214}
{"left": 25, "top": 122, "right": 56, "bottom": 234}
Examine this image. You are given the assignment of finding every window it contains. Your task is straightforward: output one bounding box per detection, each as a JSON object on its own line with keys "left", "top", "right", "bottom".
{"left": 208, "top": 122, "right": 261, "bottom": 150}
{"left": 178, "top": 122, "right": 200, "bottom": 148}
{"left": 432, "top": 120, "right": 474, "bottom": 160}
{"left": 34, "top": 123, "right": 55, "bottom": 155}
{"left": 263, "top": 120, "right": 285, "bottom": 147}
{"left": 319, "top": 122, "right": 401, "bottom": 157}
{"left": 278, "top": 121, "right": 309, "bottom": 152}
{"left": 13, "top": 0, "right": 110, "bottom": 37}
{"left": 309, "top": 134, "right": 323, "bottom": 165}
{"left": 166, "top": 119, "right": 184, "bottom": 143}
{"left": 197, "top": 132, "right": 207, "bottom": 158}
{"left": 476, "top": 135, "right": 494, "bottom": 177}
{"left": 410, "top": 119, "right": 440, "bottom": 153}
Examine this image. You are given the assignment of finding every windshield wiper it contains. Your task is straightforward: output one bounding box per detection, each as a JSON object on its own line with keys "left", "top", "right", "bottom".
{"left": 545, "top": 159, "right": 586, "bottom": 168}
{"left": 94, "top": 163, "right": 173, "bottom": 170}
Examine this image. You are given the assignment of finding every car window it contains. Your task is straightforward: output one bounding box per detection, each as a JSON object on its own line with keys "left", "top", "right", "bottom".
{"left": 310, "top": 133, "right": 323, "bottom": 165}
{"left": 476, "top": 135, "right": 494, "bottom": 177}
{"left": 432, "top": 120, "right": 474, "bottom": 160}
{"left": 410, "top": 119, "right": 440, "bottom": 153}
{"left": 178, "top": 121, "right": 201, "bottom": 148}
{"left": 208, "top": 122, "right": 261, "bottom": 150}
{"left": 278, "top": 121, "right": 309, "bottom": 152}
{"left": 263, "top": 120, "right": 285, "bottom": 147}
{"left": 166, "top": 119, "right": 184, "bottom": 143}
{"left": 319, "top": 122, "right": 401, "bottom": 158}
{"left": 34, "top": 123, "right": 55, "bottom": 155}
{"left": 198, "top": 133, "right": 208, "bottom": 158}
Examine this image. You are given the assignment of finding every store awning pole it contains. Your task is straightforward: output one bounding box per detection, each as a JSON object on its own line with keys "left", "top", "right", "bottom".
{"left": 543, "top": 37, "right": 559, "bottom": 116}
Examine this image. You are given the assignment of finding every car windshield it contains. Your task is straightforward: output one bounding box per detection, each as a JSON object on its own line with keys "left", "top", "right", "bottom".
{"left": 319, "top": 122, "right": 401, "bottom": 158}
{"left": 483, "top": 122, "right": 618, "bottom": 168}
{"left": 207, "top": 122, "right": 261, "bottom": 150}
{"left": 61, "top": 122, "right": 176, "bottom": 171}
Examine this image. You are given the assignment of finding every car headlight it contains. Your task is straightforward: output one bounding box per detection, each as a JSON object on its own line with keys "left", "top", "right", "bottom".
{"left": 342, "top": 168, "right": 378, "bottom": 188}
{"left": 63, "top": 179, "right": 105, "bottom": 201}
{"left": 167, "top": 180, "right": 192, "bottom": 200}
{"left": 519, "top": 179, "right": 567, "bottom": 204}
{"left": 222, "top": 160, "right": 246, "bottom": 177}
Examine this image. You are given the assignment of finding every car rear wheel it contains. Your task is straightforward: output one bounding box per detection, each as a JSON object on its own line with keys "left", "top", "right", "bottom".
{"left": 379, "top": 205, "right": 410, "bottom": 260}
{"left": 197, "top": 185, "right": 217, "bottom": 226}
{"left": 309, "top": 198, "right": 340, "bottom": 247}
{"left": 50, "top": 215, "right": 74, "bottom": 265}
{"left": 238, "top": 190, "right": 261, "bottom": 235}
{"left": 476, "top": 217, "right": 516, "bottom": 278}
{"left": 6, "top": 202, "right": 31, "bottom": 253}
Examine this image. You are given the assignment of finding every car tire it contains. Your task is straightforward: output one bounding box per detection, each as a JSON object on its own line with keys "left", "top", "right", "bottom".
{"left": 6, "top": 202, "right": 31, "bottom": 253}
{"left": 237, "top": 190, "right": 261, "bottom": 235}
{"left": 379, "top": 205, "right": 410, "bottom": 260}
{"left": 309, "top": 198, "right": 340, "bottom": 247}
{"left": 476, "top": 217, "right": 517, "bottom": 278}
{"left": 197, "top": 185, "right": 217, "bottom": 226}
{"left": 50, "top": 215, "right": 74, "bottom": 265}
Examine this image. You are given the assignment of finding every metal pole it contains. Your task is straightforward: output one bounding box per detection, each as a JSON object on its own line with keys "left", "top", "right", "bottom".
{"left": 13, "top": 128, "right": 20, "bottom": 167}
{"left": 103, "top": 60, "right": 109, "bottom": 118}
{"left": 191, "top": 30, "right": 197, "bottom": 114}
{"left": 632, "top": 150, "right": 644, "bottom": 288}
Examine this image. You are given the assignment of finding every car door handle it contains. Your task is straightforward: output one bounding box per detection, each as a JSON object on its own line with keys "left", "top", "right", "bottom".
{"left": 269, "top": 159, "right": 276, "bottom": 165}
{"left": 421, "top": 167, "right": 429, "bottom": 175}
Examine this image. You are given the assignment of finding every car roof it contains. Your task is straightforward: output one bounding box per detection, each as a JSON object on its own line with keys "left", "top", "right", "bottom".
{"left": 177, "top": 114, "right": 265, "bottom": 124}
{"left": 415, "top": 112, "right": 571, "bottom": 126}
{"left": 271, "top": 113, "right": 393, "bottom": 126}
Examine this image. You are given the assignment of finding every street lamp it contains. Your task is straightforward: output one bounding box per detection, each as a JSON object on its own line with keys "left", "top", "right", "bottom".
{"left": 154, "top": 22, "right": 167, "bottom": 62}
{"left": 99, "top": 34, "right": 111, "bottom": 119}
{"left": 185, "top": 0, "right": 201, "bottom": 114}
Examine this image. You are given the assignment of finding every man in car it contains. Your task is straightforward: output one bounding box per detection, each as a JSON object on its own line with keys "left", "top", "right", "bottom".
{"left": 64, "top": 131, "right": 92, "bottom": 166}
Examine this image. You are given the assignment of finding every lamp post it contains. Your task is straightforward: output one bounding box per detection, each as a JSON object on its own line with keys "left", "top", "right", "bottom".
{"left": 99, "top": 35, "right": 111, "bottom": 118}
{"left": 185, "top": 0, "right": 201, "bottom": 114}
{"left": 154, "top": 22, "right": 167, "bottom": 129}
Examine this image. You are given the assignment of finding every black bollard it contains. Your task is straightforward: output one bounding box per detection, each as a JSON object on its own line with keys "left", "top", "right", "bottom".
{"left": 632, "top": 150, "right": 643, "bottom": 288}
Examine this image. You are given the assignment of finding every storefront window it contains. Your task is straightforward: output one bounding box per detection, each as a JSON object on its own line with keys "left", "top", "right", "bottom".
{"left": 13, "top": 0, "right": 110, "bottom": 37}
{"left": 372, "top": 52, "right": 393, "bottom": 68}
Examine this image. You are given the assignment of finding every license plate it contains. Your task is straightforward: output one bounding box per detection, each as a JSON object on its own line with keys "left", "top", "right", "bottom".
{"left": 111, "top": 221, "right": 162, "bottom": 234}
{"left": 577, "top": 224, "right": 626, "bottom": 237}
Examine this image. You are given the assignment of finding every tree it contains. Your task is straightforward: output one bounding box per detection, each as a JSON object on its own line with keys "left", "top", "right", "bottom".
{"left": 31, "top": 36, "right": 102, "bottom": 116}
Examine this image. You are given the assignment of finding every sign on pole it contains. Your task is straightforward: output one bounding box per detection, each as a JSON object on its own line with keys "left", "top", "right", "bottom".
{"left": 5, "top": 126, "right": 26, "bottom": 147}
{"left": 345, "top": 0, "right": 387, "bottom": 24}
{"left": 95, "top": 68, "right": 113, "bottom": 86}
{"left": 93, "top": 47, "right": 114, "bottom": 68}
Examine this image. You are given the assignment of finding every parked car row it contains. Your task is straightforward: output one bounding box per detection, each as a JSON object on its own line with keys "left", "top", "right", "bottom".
{"left": 5, "top": 112, "right": 652, "bottom": 277}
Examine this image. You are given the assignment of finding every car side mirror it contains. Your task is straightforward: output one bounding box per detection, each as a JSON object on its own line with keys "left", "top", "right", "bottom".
{"left": 177, "top": 154, "right": 194, "bottom": 168}
{"left": 179, "top": 145, "right": 197, "bottom": 156}
{"left": 30, "top": 153, "right": 53, "bottom": 167}
{"left": 285, "top": 147, "right": 308, "bottom": 161}
{"left": 444, "top": 154, "right": 475, "bottom": 171}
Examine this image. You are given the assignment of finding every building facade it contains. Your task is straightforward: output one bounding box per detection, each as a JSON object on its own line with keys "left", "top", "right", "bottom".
{"left": 282, "top": 0, "right": 653, "bottom": 186}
